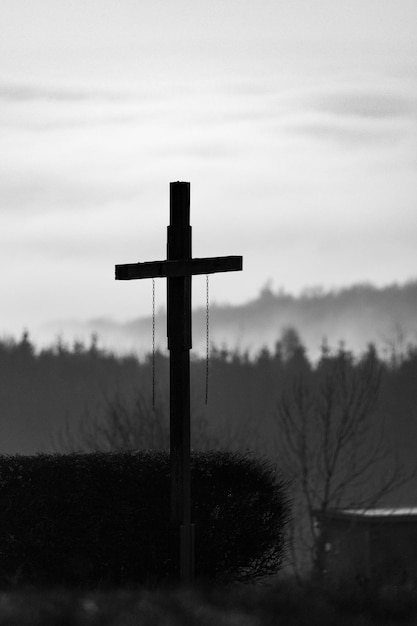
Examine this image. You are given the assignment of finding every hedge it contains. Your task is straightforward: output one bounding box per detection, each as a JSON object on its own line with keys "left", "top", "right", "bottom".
{"left": 0, "top": 451, "right": 289, "bottom": 588}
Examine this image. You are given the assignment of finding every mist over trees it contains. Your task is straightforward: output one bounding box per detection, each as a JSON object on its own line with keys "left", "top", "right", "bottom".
{"left": 42, "top": 279, "right": 417, "bottom": 359}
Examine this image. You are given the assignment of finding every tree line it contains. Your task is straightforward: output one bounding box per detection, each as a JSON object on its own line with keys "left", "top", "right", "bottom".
{"left": 0, "top": 327, "right": 416, "bottom": 461}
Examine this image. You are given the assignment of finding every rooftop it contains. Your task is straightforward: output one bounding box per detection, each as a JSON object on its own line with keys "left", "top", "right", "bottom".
{"left": 343, "top": 508, "right": 417, "bottom": 517}
{"left": 316, "top": 507, "right": 417, "bottom": 523}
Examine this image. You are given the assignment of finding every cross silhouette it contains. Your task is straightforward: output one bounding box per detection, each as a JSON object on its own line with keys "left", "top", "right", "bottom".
{"left": 115, "top": 181, "right": 243, "bottom": 583}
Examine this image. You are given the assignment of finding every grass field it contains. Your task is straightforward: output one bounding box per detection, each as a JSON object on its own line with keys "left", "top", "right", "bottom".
{"left": 1, "top": 579, "right": 417, "bottom": 625}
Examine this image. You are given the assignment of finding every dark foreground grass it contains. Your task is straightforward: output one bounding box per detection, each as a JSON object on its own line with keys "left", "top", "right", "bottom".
{"left": 1, "top": 580, "right": 417, "bottom": 625}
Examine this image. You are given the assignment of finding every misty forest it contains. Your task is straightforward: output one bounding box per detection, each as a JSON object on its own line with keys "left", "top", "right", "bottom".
{"left": 1, "top": 323, "right": 417, "bottom": 577}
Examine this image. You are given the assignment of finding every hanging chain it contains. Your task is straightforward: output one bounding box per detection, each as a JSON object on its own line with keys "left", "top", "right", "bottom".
{"left": 152, "top": 278, "right": 156, "bottom": 411}
{"left": 205, "top": 274, "right": 209, "bottom": 405}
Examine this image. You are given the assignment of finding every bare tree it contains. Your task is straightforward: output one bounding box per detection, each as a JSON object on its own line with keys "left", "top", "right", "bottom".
{"left": 275, "top": 343, "right": 414, "bottom": 580}
{"left": 54, "top": 389, "right": 228, "bottom": 453}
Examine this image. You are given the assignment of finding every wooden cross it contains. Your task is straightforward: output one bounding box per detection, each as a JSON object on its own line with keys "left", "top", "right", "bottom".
{"left": 115, "top": 181, "right": 242, "bottom": 583}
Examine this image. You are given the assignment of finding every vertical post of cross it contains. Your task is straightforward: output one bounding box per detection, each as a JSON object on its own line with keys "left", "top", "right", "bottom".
{"left": 115, "top": 182, "right": 242, "bottom": 583}
{"left": 167, "top": 181, "right": 194, "bottom": 583}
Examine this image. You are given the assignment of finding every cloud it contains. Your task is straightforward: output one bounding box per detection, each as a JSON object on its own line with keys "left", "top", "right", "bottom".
{"left": 274, "top": 83, "right": 417, "bottom": 152}
{"left": 0, "top": 80, "right": 166, "bottom": 132}
{"left": 0, "top": 82, "right": 138, "bottom": 104}
{"left": 315, "top": 89, "right": 417, "bottom": 120}
{"left": 288, "top": 116, "right": 413, "bottom": 149}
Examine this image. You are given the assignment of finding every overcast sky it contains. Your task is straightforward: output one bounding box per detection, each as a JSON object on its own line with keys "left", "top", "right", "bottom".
{"left": 1, "top": 0, "right": 416, "bottom": 343}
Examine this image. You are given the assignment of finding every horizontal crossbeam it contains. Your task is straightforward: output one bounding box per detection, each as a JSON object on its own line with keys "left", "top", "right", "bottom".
{"left": 115, "top": 255, "right": 242, "bottom": 280}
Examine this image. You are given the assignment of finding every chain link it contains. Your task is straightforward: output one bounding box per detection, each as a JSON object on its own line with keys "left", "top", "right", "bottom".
{"left": 205, "top": 274, "right": 209, "bottom": 405}
{"left": 152, "top": 278, "right": 156, "bottom": 411}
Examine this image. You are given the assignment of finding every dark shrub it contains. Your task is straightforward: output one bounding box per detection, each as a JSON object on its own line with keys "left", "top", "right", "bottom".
{"left": 0, "top": 451, "right": 289, "bottom": 588}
